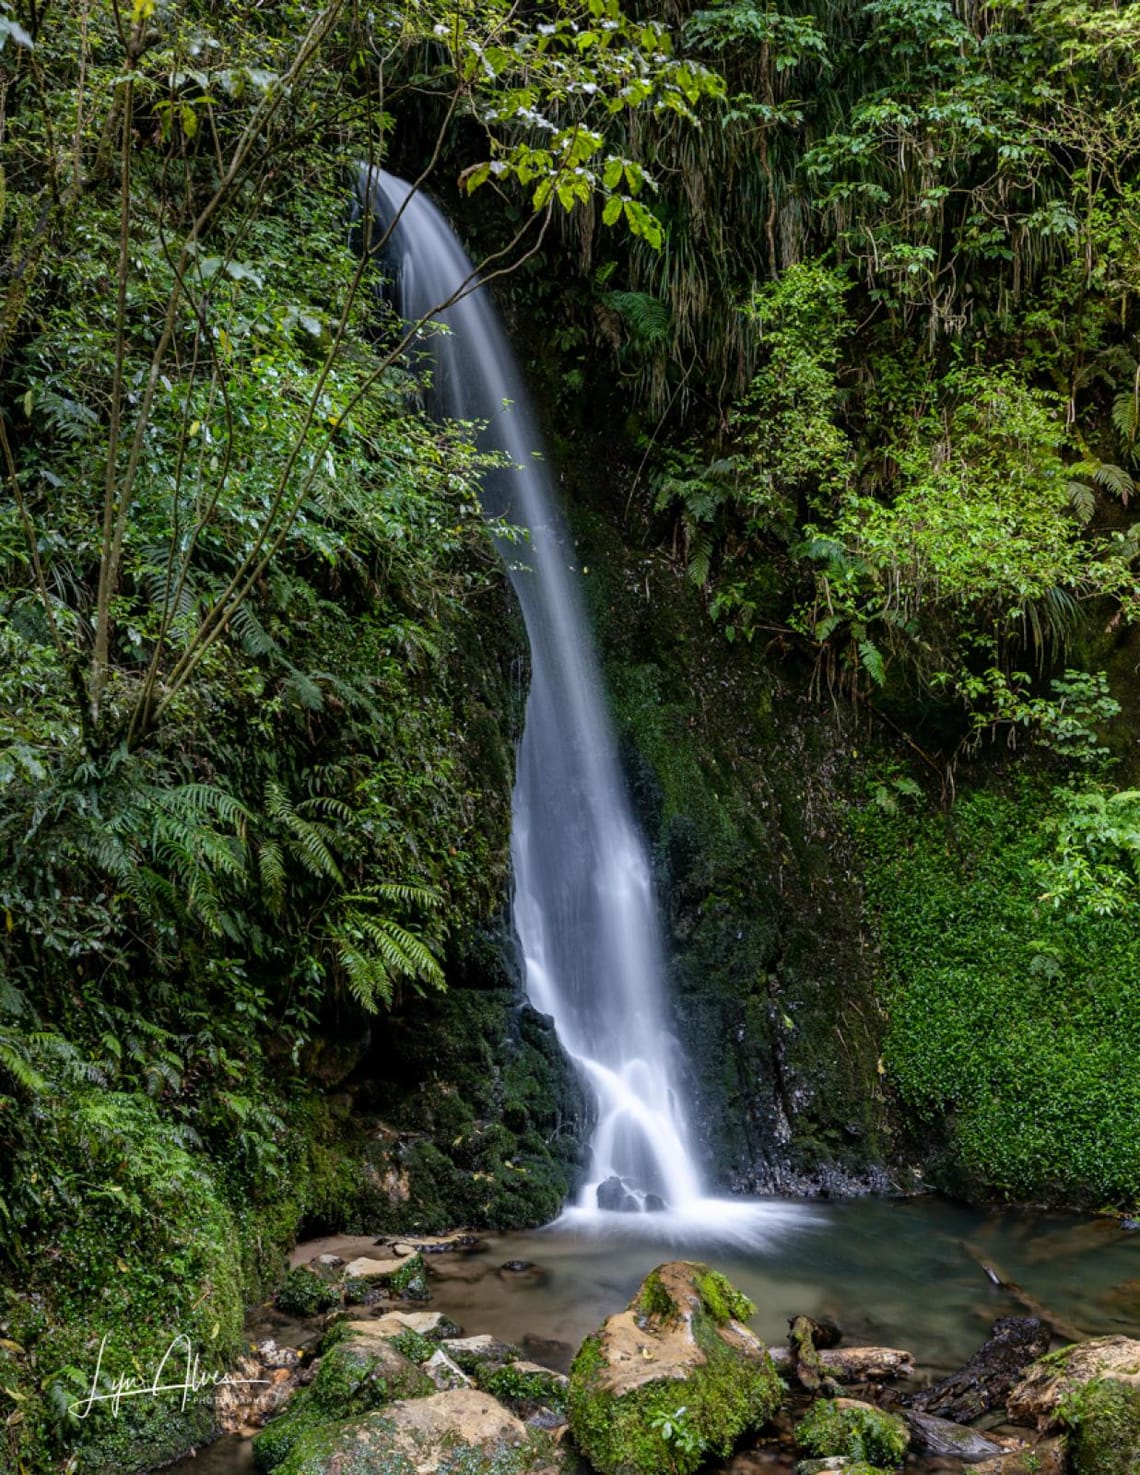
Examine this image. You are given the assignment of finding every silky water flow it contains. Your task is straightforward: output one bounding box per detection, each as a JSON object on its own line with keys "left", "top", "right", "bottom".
{"left": 359, "top": 169, "right": 809, "bottom": 1245}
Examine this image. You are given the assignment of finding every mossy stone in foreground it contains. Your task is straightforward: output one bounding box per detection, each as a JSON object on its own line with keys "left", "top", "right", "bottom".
{"left": 796, "top": 1398, "right": 908, "bottom": 1467}
{"left": 254, "top": 1333, "right": 431, "bottom": 1470}
{"left": 1060, "top": 1376, "right": 1140, "bottom": 1475}
{"left": 566, "top": 1260, "right": 782, "bottom": 1475}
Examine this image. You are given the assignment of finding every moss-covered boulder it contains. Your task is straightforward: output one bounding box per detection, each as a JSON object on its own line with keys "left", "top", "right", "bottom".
{"left": 1059, "top": 1376, "right": 1140, "bottom": 1475}
{"left": 253, "top": 1328, "right": 432, "bottom": 1470}
{"left": 270, "top": 1388, "right": 564, "bottom": 1475}
{"left": 796, "top": 1398, "right": 909, "bottom": 1468}
{"left": 1008, "top": 1336, "right": 1140, "bottom": 1432}
{"left": 566, "top": 1261, "right": 782, "bottom": 1475}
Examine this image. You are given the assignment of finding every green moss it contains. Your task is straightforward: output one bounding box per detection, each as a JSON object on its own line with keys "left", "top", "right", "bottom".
{"left": 1060, "top": 1377, "right": 1140, "bottom": 1474}
{"left": 857, "top": 778, "right": 1140, "bottom": 1203}
{"left": 796, "top": 1399, "right": 908, "bottom": 1467}
{"left": 269, "top": 1414, "right": 562, "bottom": 1475}
{"left": 636, "top": 1270, "right": 675, "bottom": 1321}
{"left": 276, "top": 1267, "right": 342, "bottom": 1316}
{"left": 482, "top": 1363, "right": 567, "bottom": 1411}
{"left": 388, "top": 1253, "right": 429, "bottom": 1300}
{"left": 694, "top": 1268, "right": 756, "bottom": 1325}
{"left": 388, "top": 1327, "right": 436, "bottom": 1363}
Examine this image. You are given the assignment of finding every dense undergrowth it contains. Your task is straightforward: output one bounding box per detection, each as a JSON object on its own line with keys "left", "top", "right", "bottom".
{"left": 858, "top": 773, "right": 1140, "bottom": 1205}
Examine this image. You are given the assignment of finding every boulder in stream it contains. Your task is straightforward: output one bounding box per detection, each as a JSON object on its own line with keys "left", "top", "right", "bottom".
{"left": 253, "top": 1324, "right": 432, "bottom": 1469}
{"left": 596, "top": 1176, "right": 640, "bottom": 1212}
{"left": 1007, "top": 1335, "right": 1140, "bottom": 1429}
{"left": 1006, "top": 1335, "right": 1140, "bottom": 1473}
{"left": 566, "top": 1260, "right": 781, "bottom": 1475}
{"left": 264, "top": 1387, "right": 565, "bottom": 1474}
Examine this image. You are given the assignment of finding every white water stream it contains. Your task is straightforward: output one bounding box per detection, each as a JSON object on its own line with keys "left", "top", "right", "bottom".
{"left": 360, "top": 170, "right": 806, "bottom": 1244}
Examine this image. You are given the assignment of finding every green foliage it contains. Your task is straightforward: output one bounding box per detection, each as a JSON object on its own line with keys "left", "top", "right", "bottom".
{"left": 796, "top": 1398, "right": 908, "bottom": 1467}
{"left": 1037, "top": 786, "right": 1140, "bottom": 916}
{"left": 857, "top": 777, "right": 1140, "bottom": 1203}
{"left": 694, "top": 1268, "right": 756, "bottom": 1325}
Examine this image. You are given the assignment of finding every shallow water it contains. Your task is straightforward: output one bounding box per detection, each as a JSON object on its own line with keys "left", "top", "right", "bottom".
{"left": 169, "top": 1195, "right": 1139, "bottom": 1473}
{"left": 419, "top": 1196, "right": 1139, "bottom": 1376}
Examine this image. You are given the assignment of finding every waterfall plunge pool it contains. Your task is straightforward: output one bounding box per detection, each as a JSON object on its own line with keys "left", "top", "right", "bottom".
{"left": 170, "top": 1195, "right": 1139, "bottom": 1474}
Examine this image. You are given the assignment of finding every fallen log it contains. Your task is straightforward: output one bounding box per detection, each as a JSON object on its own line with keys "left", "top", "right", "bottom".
{"left": 770, "top": 1343, "right": 915, "bottom": 1381}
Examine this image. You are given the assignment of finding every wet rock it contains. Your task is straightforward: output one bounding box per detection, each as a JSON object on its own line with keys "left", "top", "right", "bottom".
{"left": 423, "top": 1347, "right": 471, "bottom": 1390}
{"left": 376, "top": 1231, "right": 486, "bottom": 1255}
{"left": 315, "top": 1254, "right": 343, "bottom": 1269}
{"left": 644, "top": 1193, "right": 666, "bottom": 1212}
{"left": 596, "top": 1176, "right": 639, "bottom": 1212}
{"left": 256, "top": 1339, "right": 303, "bottom": 1369}
{"left": 567, "top": 1261, "right": 781, "bottom": 1475}
{"left": 903, "top": 1408, "right": 1008, "bottom": 1461}
{"left": 906, "top": 1316, "right": 1049, "bottom": 1422}
{"left": 501, "top": 1259, "right": 536, "bottom": 1272}
{"left": 1007, "top": 1335, "right": 1140, "bottom": 1431}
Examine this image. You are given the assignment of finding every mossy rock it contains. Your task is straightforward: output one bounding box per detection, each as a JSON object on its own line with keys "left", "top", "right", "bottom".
{"left": 566, "top": 1260, "right": 782, "bottom": 1475}
{"left": 1060, "top": 1376, "right": 1140, "bottom": 1475}
{"left": 253, "top": 1332, "right": 431, "bottom": 1471}
{"left": 276, "top": 1266, "right": 342, "bottom": 1316}
{"left": 796, "top": 1398, "right": 909, "bottom": 1468}
{"left": 268, "top": 1389, "right": 559, "bottom": 1475}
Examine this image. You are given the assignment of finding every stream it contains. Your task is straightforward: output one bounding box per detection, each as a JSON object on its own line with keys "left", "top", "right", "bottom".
{"left": 170, "top": 1195, "right": 1139, "bottom": 1473}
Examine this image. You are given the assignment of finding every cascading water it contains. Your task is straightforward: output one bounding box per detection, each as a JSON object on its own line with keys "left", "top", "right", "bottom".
{"left": 360, "top": 169, "right": 810, "bottom": 1244}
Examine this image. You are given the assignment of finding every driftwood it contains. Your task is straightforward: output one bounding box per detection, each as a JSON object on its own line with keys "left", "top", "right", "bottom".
{"left": 904, "top": 1316, "right": 1050, "bottom": 1422}
{"left": 787, "top": 1314, "right": 843, "bottom": 1395}
{"left": 770, "top": 1343, "right": 915, "bottom": 1382}
{"left": 962, "top": 1241, "right": 1089, "bottom": 1344}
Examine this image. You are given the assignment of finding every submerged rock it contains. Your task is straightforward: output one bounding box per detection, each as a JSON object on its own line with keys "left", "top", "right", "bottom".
{"left": 906, "top": 1316, "right": 1049, "bottom": 1422}
{"left": 567, "top": 1260, "right": 781, "bottom": 1475}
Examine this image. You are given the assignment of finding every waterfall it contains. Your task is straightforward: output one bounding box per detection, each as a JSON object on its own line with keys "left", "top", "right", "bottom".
{"left": 359, "top": 169, "right": 809, "bottom": 1243}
